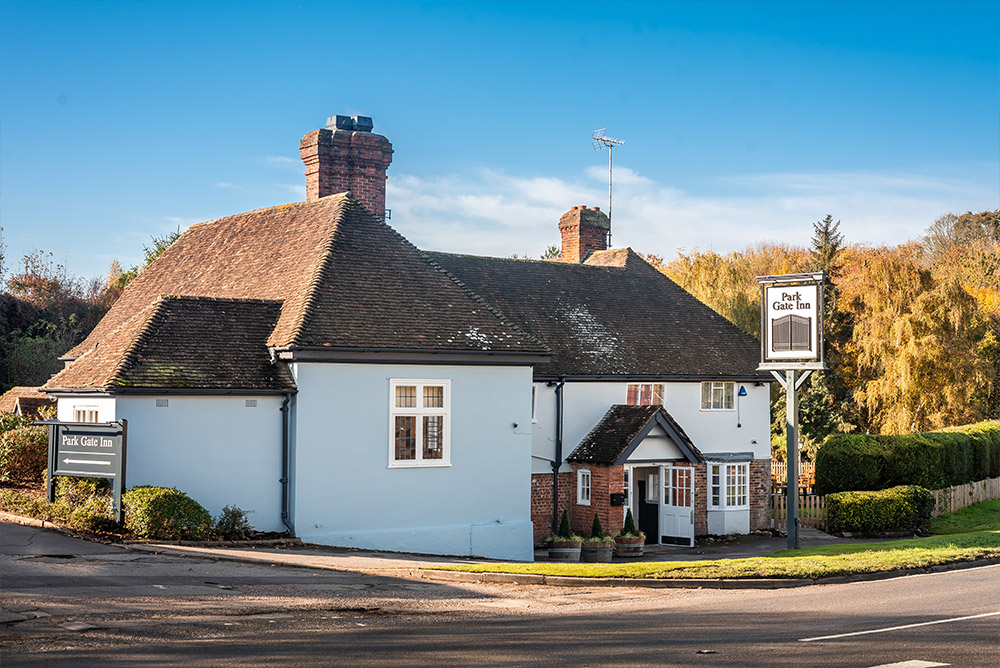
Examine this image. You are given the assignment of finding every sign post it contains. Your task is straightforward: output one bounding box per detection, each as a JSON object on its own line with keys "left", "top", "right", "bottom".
{"left": 39, "top": 420, "right": 128, "bottom": 525}
{"left": 756, "top": 273, "right": 826, "bottom": 549}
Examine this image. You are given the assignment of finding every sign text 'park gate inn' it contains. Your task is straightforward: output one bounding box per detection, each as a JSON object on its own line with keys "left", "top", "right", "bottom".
{"left": 757, "top": 272, "right": 826, "bottom": 371}
{"left": 39, "top": 419, "right": 128, "bottom": 524}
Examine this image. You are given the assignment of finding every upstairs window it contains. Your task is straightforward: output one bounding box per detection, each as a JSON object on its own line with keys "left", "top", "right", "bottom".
{"left": 626, "top": 383, "right": 663, "bottom": 406}
{"left": 73, "top": 407, "right": 99, "bottom": 422}
{"left": 389, "top": 379, "right": 450, "bottom": 468}
{"left": 701, "top": 382, "right": 734, "bottom": 410}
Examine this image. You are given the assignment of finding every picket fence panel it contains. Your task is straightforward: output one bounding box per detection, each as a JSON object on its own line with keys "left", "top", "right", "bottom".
{"left": 771, "top": 475, "right": 1000, "bottom": 533}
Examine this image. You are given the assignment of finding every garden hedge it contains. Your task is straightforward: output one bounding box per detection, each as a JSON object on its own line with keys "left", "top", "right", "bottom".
{"left": 815, "top": 421, "right": 1000, "bottom": 495}
{"left": 826, "top": 485, "right": 935, "bottom": 535}
{"left": 0, "top": 426, "right": 48, "bottom": 483}
{"left": 122, "top": 486, "right": 213, "bottom": 540}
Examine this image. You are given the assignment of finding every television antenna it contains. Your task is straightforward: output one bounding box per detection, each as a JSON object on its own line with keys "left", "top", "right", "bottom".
{"left": 592, "top": 128, "right": 625, "bottom": 246}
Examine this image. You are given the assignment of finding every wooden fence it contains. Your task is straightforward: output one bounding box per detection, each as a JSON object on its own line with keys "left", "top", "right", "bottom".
{"left": 771, "top": 493, "right": 827, "bottom": 532}
{"left": 931, "top": 476, "right": 1000, "bottom": 517}
{"left": 771, "top": 475, "right": 1000, "bottom": 532}
{"left": 771, "top": 461, "right": 816, "bottom": 494}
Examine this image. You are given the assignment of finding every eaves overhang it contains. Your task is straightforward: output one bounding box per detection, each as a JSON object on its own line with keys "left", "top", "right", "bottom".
{"left": 273, "top": 346, "right": 551, "bottom": 366}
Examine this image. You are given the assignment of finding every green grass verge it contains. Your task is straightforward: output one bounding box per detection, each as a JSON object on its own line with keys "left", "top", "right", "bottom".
{"left": 439, "top": 502, "right": 1000, "bottom": 580}
{"left": 929, "top": 499, "right": 1000, "bottom": 535}
{"left": 438, "top": 531, "right": 1000, "bottom": 579}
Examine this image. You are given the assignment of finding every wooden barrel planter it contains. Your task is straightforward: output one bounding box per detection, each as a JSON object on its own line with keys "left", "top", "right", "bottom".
{"left": 581, "top": 540, "right": 614, "bottom": 563}
{"left": 547, "top": 539, "right": 582, "bottom": 561}
{"left": 614, "top": 535, "right": 645, "bottom": 558}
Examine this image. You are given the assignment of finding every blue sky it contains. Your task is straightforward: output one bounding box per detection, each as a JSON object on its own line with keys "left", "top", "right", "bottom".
{"left": 1, "top": 0, "right": 998, "bottom": 281}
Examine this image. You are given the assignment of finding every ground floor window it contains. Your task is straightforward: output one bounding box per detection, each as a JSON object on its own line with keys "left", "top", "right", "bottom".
{"left": 577, "top": 469, "right": 591, "bottom": 505}
{"left": 709, "top": 462, "right": 749, "bottom": 509}
{"left": 389, "top": 379, "right": 450, "bottom": 467}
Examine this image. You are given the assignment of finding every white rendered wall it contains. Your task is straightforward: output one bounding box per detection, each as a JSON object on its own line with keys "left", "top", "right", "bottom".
{"left": 532, "top": 380, "right": 771, "bottom": 467}
{"left": 292, "top": 363, "right": 534, "bottom": 562}
{"left": 56, "top": 395, "right": 118, "bottom": 423}
{"left": 110, "top": 395, "right": 285, "bottom": 532}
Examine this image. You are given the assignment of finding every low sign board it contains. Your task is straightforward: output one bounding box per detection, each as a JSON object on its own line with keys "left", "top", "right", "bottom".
{"left": 39, "top": 420, "right": 127, "bottom": 524}
{"left": 757, "top": 272, "right": 827, "bottom": 371}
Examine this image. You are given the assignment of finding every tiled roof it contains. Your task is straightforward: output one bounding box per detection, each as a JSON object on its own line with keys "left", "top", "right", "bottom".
{"left": 52, "top": 195, "right": 546, "bottom": 391}
{"left": 0, "top": 386, "right": 50, "bottom": 417}
{"left": 47, "top": 297, "right": 295, "bottom": 390}
{"left": 425, "top": 248, "right": 765, "bottom": 378}
{"left": 566, "top": 404, "right": 703, "bottom": 465}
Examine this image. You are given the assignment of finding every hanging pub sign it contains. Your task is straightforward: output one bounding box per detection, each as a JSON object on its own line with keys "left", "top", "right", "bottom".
{"left": 756, "top": 272, "right": 827, "bottom": 371}
{"left": 37, "top": 419, "right": 128, "bottom": 525}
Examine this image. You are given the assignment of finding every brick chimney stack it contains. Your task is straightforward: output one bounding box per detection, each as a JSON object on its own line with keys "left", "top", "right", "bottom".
{"left": 557, "top": 206, "right": 610, "bottom": 263}
{"left": 299, "top": 115, "right": 394, "bottom": 216}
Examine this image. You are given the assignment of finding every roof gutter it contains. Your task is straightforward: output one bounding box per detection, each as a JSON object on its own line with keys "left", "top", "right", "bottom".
{"left": 533, "top": 374, "right": 770, "bottom": 383}
{"left": 42, "top": 387, "right": 295, "bottom": 396}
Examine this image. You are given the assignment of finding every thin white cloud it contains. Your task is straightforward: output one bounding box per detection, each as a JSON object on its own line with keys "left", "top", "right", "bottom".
{"left": 262, "top": 155, "right": 300, "bottom": 171}
{"left": 275, "top": 183, "right": 307, "bottom": 197}
{"left": 387, "top": 165, "right": 999, "bottom": 260}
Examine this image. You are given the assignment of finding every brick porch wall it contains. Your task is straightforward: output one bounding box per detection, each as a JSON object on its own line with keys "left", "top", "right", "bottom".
{"left": 530, "top": 472, "right": 573, "bottom": 544}
{"left": 750, "top": 458, "right": 771, "bottom": 531}
{"left": 569, "top": 464, "right": 625, "bottom": 538}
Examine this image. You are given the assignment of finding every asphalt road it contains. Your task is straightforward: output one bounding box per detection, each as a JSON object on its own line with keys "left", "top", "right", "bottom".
{"left": 2, "top": 521, "right": 998, "bottom": 667}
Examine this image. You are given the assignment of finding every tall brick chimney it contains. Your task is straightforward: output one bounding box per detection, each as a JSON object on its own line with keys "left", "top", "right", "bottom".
{"left": 299, "top": 115, "right": 394, "bottom": 216}
{"left": 557, "top": 206, "right": 610, "bottom": 263}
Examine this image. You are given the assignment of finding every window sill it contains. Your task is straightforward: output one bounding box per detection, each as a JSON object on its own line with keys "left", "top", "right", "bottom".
{"left": 388, "top": 462, "right": 452, "bottom": 469}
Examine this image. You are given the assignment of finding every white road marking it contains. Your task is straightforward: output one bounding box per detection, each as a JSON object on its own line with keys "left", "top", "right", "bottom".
{"left": 800, "top": 611, "right": 1000, "bottom": 642}
{"left": 866, "top": 662, "right": 949, "bottom": 668}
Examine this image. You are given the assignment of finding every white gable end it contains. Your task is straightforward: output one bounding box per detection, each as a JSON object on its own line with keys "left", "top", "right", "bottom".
{"left": 628, "top": 424, "right": 685, "bottom": 462}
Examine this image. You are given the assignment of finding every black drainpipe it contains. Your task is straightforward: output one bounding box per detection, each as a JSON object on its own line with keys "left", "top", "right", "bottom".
{"left": 279, "top": 391, "right": 295, "bottom": 536}
{"left": 549, "top": 377, "right": 566, "bottom": 533}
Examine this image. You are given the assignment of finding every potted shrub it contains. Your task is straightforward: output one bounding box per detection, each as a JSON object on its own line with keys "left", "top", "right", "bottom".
{"left": 547, "top": 509, "right": 582, "bottom": 561}
{"left": 614, "top": 507, "right": 645, "bottom": 557}
{"left": 581, "top": 513, "right": 614, "bottom": 563}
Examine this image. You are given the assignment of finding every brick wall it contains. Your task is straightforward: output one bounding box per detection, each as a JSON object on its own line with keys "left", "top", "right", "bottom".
{"left": 299, "top": 126, "right": 393, "bottom": 216}
{"left": 530, "top": 472, "right": 573, "bottom": 544}
{"left": 568, "top": 463, "right": 625, "bottom": 537}
{"left": 750, "top": 458, "right": 771, "bottom": 531}
{"left": 693, "top": 463, "right": 708, "bottom": 536}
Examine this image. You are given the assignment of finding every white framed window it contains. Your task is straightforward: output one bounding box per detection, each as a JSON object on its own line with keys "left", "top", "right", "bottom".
{"left": 389, "top": 379, "right": 450, "bottom": 468}
{"left": 701, "top": 382, "right": 735, "bottom": 410}
{"left": 646, "top": 472, "right": 659, "bottom": 502}
{"left": 709, "top": 462, "right": 749, "bottom": 509}
{"left": 73, "top": 407, "right": 99, "bottom": 423}
{"left": 577, "top": 469, "right": 591, "bottom": 505}
{"left": 627, "top": 383, "right": 664, "bottom": 406}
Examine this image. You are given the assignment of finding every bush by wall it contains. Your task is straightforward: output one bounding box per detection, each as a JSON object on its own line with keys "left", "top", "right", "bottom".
{"left": 123, "top": 486, "right": 213, "bottom": 541}
{"left": 827, "top": 485, "right": 935, "bottom": 535}
{"left": 815, "top": 421, "right": 1000, "bottom": 495}
{"left": 0, "top": 426, "right": 48, "bottom": 483}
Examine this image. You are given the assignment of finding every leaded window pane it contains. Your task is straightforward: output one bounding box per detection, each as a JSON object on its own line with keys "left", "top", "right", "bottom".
{"left": 626, "top": 385, "right": 639, "bottom": 405}
{"left": 423, "top": 385, "right": 444, "bottom": 408}
{"left": 701, "top": 382, "right": 712, "bottom": 409}
{"left": 724, "top": 383, "right": 734, "bottom": 409}
{"left": 423, "top": 415, "right": 443, "bottom": 459}
{"left": 651, "top": 384, "right": 663, "bottom": 405}
{"left": 395, "top": 385, "right": 417, "bottom": 408}
{"left": 394, "top": 416, "right": 416, "bottom": 460}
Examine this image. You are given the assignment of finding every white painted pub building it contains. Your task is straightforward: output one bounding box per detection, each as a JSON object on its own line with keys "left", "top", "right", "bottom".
{"left": 43, "top": 116, "right": 770, "bottom": 560}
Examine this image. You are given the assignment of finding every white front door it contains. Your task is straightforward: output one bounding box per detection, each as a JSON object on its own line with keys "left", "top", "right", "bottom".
{"left": 659, "top": 464, "right": 695, "bottom": 547}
